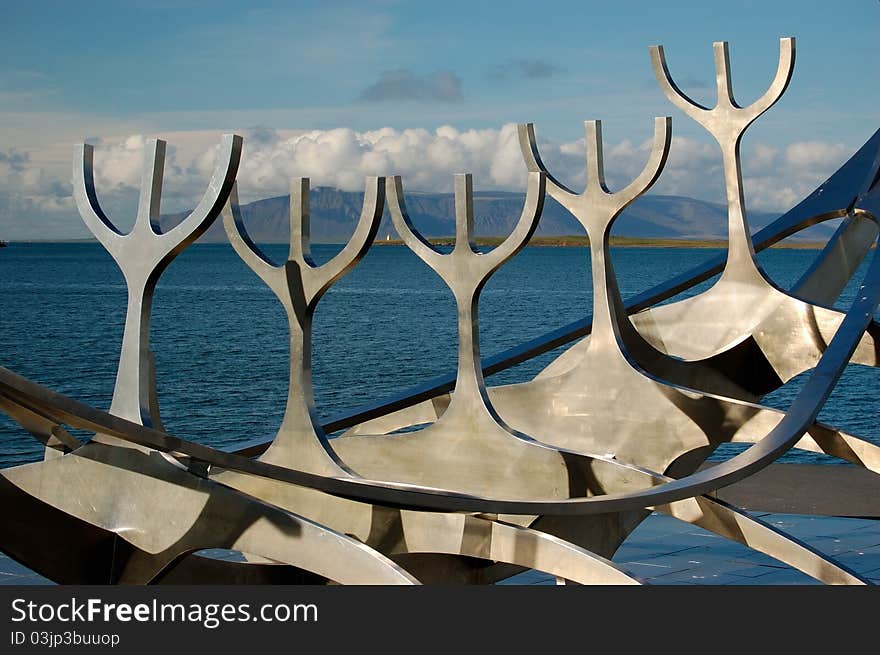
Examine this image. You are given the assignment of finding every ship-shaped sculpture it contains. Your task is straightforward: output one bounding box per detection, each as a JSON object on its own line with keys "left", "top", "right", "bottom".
{"left": 1, "top": 37, "right": 879, "bottom": 584}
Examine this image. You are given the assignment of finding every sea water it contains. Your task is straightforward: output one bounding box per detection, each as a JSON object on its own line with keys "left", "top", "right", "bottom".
{"left": 1, "top": 242, "right": 878, "bottom": 468}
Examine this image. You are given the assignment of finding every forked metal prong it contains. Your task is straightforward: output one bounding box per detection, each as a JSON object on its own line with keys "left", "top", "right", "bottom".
{"left": 221, "top": 183, "right": 279, "bottom": 287}
{"left": 72, "top": 143, "right": 124, "bottom": 247}
{"left": 584, "top": 120, "right": 607, "bottom": 193}
{"left": 137, "top": 139, "right": 166, "bottom": 233}
{"left": 650, "top": 38, "right": 795, "bottom": 276}
{"left": 518, "top": 117, "right": 670, "bottom": 237}
{"left": 288, "top": 177, "right": 312, "bottom": 264}
{"left": 745, "top": 37, "right": 796, "bottom": 120}
{"left": 308, "top": 176, "right": 385, "bottom": 301}
{"left": 713, "top": 41, "right": 736, "bottom": 108}
{"left": 478, "top": 171, "right": 546, "bottom": 272}
{"left": 71, "top": 134, "right": 242, "bottom": 428}
{"left": 617, "top": 116, "right": 672, "bottom": 216}
{"left": 226, "top": 176, "right": 385, "bottom": 311}
{"left": 650, "top": 37, "right": 795, "bottom": 125}
{"left": 385, "top": 171, "right": 548, "bottom": 423}
{"left": 157, "top": 133, "right": 242, "bottom": 249}
{"left": 454, "top": 174, "right": 476, "bottom": 250}
{"left": 517, "top": 123, "right": 580, "bottom": 203}
{"left": 224, "top": 176, "right": 384, "bottom": 476}
{"left": 648, "top": 45, "right": 710, "bottom": 118}
{"left": 386, "top": 175, "right": 446, "bottom": 266}
{"left": 389, "top": 172, "right": 546, "bottom": 285}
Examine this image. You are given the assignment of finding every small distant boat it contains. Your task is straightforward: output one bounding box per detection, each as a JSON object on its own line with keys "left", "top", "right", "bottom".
{"left": 0, "top": 240, "right": 8, "bottom": 248}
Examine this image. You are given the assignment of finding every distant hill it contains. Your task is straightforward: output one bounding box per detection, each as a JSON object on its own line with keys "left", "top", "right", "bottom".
{"left": 162, "top": 188, "right": 832, "bottom": 244}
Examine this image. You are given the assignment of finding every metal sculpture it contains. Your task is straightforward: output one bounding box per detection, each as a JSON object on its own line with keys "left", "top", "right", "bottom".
{"left": 1, "top": 36, "right": 879, "bottom": 585}
{"left": 215, "top": 174, "right": 642, "bottom": 584}
{"left": 0, "top": 137, "right": 421, "bottom": 584}
{"left": 539, "top": 38, "right": 879, "bottom": 388}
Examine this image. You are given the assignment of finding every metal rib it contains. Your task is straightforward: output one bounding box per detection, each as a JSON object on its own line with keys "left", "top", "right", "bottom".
{"left": 221, "top": 177, "right": 385, "bottom": 477}
{"left": 395, "top": 513, "right": 643, "bottom": 585}
{"left": 71, "top": 134, "right": 242, "bottom": 430}
{"left": 655, "top": 495, "right": 866, "bottom": 585}
{"left": 0, "top": 441, "right": 418, "bottom": 585}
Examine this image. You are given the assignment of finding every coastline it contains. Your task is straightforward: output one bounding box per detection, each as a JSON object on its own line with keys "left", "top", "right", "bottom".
{"left": 374, "top": 235, "right": 830, "bottom": 249}
{"left": 5, "top": 236, "right": 832, "bottom": 249}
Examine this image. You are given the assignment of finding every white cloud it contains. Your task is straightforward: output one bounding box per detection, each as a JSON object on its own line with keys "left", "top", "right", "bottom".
{"left": 785, "top": 141, "right": 851, "bottom": 170}
{"left": 652, "top": 137, "right": 724, "bottom": 202}
{"left": 216, "top": 124, "right": 538, "bottom": 199}
{"left": 742, "top": 140, "right": 851, "bottom": 212}
{"left": 0, "top": 148, "right": 73, "bottom": 237}
{"left": 0, "top": 123, "right": 862, "bottom": 239}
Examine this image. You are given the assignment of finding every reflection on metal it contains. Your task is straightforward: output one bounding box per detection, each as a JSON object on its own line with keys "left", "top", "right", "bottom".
{"left": 0, "top": 137, "right": 419, "bottom": 585}
{"left": 334, "top": 172, "right": 608, "bottom": 497}
{"left": 73, "top": 135, "right": 243, "bottom": 431}
{"left": 313, "top": 128, "right": 880, "bottom": 440}
{"left": 213, "top": 173, "right": 643, "bottom": 583}
{"left": 526, "top": 40, "right": 879, "bottom": 391}
{"left": 1, "top": 37, "right": 880, "bottom": 585}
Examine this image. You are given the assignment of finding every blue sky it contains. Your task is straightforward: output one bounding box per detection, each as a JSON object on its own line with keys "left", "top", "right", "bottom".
{"left": 1, "top": 0, "right": 878, "bottom": 238}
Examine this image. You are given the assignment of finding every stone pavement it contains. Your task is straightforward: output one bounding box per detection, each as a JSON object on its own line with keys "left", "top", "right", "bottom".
{"left": 504, "top": 512, "right": 880, "bottom": 585}
{"left": 2, "top": 512, "right": 879, "bottom": 585}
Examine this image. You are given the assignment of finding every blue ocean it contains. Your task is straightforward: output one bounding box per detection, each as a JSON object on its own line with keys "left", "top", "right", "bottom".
{"left": 1, "top": 242, "right": 878, "bottom": 468}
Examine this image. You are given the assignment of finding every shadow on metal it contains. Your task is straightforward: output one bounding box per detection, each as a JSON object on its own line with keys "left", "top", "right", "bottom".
{"left": 1, "top": 37, "right": 879, "bottom": 585}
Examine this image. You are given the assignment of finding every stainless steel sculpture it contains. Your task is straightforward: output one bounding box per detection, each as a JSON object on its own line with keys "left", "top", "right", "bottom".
{"left": 214, "top": 174, "right": 643, "bottom": 584}
{"left": 1, "top": 36, "right": 879, "bottom": 585}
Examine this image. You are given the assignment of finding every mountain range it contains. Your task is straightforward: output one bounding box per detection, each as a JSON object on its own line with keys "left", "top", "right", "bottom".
{"left": 162, "top": 188, "right": 830, "bottom": 244}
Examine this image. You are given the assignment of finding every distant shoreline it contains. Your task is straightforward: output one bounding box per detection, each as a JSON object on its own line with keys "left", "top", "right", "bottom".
{"left": 375, "top": 235, "right": 830, "bottom": 249}
{"left": 6, "top": 235, "right": 831, "bottom": 249}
